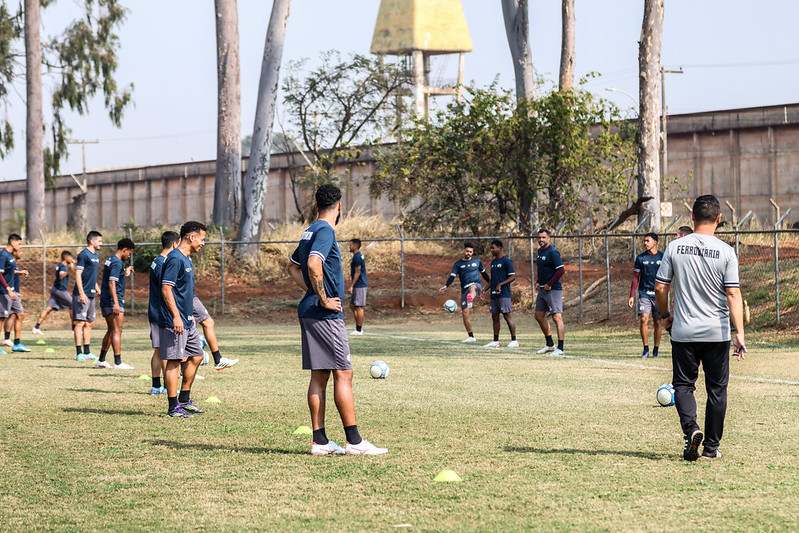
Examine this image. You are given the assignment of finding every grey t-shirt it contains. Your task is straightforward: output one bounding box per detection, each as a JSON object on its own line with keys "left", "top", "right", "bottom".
{"left": 655, "top": 233, "right": 740, "bottom": 342}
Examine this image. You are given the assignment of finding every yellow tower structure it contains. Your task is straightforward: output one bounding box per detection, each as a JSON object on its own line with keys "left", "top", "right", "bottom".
{"left": 371, "top": 0, "right": 472, "bottom": 117}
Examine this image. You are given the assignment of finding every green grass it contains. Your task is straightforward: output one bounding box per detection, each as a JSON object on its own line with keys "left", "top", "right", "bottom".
{"left": 2, "top": 317, "right": 799, "bottom": 531}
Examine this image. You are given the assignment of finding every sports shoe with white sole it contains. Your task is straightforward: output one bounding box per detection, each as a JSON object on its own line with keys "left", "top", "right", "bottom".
{"left": 536, "top": 345, "right": 555, "bottom": 354}
{"left": 551, "top": 348, "right": 564, "bottom": 356}
{"left": 12, "top": 343, "right": 30, "bottom": 352}
{"left": 345, "top": 439, "right": 388, "bottom": 455}
{"left": 31, "top": 327, "right": 43, "bottom": 335}
{"left": 94, "top": 360, "right": 112, "bottom": 369}
{"left": 215, "top": 357, "right": 239, "bottom": 370}
{"left": 507, "top": 340, "right": 519, "bottom": 348}
{"left": 484, "top": 341, "right": 500, "bottom": 348}
{"left": 461, "top": 337, "right": 476, "bottom": 343}
{"left": 114, "top": 362, "right": 134, "bottom": 370}
{"left": 311, "top": 441, "right": 345, "bottom": 455}
{"left": 2, "top": 339, "right": 12, "bottom": 347}
{"left": 349, "top": 330, "right": 364, "bottom": 336}
{"left": 701, "top": 449, "right": 722, "bottom": 459}
{"left": 683, "top": 430, "right": 704, "bottom": 461}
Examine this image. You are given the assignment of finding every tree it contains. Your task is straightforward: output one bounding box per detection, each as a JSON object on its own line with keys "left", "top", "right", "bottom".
{"left": 281, "top": 51, "right": 409, "bottom": 221}
{"left": 237, "top": 0, "right": 291, "bottom": 258}
{"left": 501, "top": 0, "right": 535, "bottom": 101}
{"left": 212, "top": 0, "right": 242, "bottom": 229}
{"left": 638, "top": 0, "right": 663, "bottom": 230}
{"left": 0, "top": 1, "right": 132, "bottom": 240}
{"left": 559, "top": 0, "right": 575, "bottom": 91}
{"left": 371, "top": 84, "right": 636, "bottom": 236}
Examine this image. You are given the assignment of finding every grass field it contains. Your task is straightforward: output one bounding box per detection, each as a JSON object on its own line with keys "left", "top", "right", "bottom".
{"left": 2, "top": 315, "right": 799, "bottom": 531}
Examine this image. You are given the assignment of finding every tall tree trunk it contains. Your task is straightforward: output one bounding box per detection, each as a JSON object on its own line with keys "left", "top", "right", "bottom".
{"left": 213, "top": 0, "right": 242, "bottom": 228}
{"left": 25, "top": 0, "right": 43, "bottom": 241}
{"left": 236, "top": 0, "right": 290, "bottom": 258}
{"left": 501, "top": 0, "right": 535, "bottom": 101}
{"left": 559, "top": 0, "right": 575, "bottom": 91}
{"left": 637, "top": 0, "right": 663, "bottom": 231}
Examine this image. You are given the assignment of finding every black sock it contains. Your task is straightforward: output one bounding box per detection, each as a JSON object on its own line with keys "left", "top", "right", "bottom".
{"left": 493, "top": 335, "right": 499, "bottom": 341}
{"left": 356, "top": 325, "right": 362, "bottom": 332}
{"left": 168, "top": 396, "right": 178, "bottom": 411}
{"left": 13, "top": 338, "right": 19, "bottom": 346}
{"left": 76, "top": 346, "right": 82, "bottom": 356}
{"left": 468, "top": 332, "right": 474, "bottom": 338}
{"left": 99, "top": 350, "right": 107, "bottom": 362}
{"left": 178, "top": 390, "right": 190, "bottom": 403}
{"left": 152, "top": 377, "right": 161, "bottom": 389}
{"left": 114, "top": 354, "right": 122, "bottom": 366}
{"left": 34, "top": 322, "right": 40, "bottom": 329}
{"left": 545, "top": 335, "right": 554, "bottom": 347}
{"left": 643, "top": 345, "right": 650, "bottom": 353}
{"left": 71, "top": 323, "right": 75, "bottom": 331}
{"left": 212, "top": 350, "right": 221, "bottom": 365}
{"left": 4, "top": 331, "right": 9, "bottom": 340}
{"left": 653, "top": 346, "right": 659, "bottom": 356}
{"left": 557, "top": 339, "right": 564, "bottom": 351}
{"left": 511, "top": 336, "right": 517, "bottom": 341}
{"left": 312, "top": 428, "right": 328, "bottom": 445}
{"left": 344, "top": 424, "right": 362, "bottom": 445}
{"left": 83, "top": 344, "right": 90, "bottom": 354}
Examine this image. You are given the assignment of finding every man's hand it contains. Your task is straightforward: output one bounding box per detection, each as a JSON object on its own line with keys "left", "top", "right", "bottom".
{"left": 733, "top": 332, "right": 747, "bottom": 361}
{"left": 79, "top": 293, "right": 88, "bottom": 305}
{"left": 113, "top": 303, "right": 122, "bottom": 316}
{"left": 438, "top": 286, "right": 447, "bottom": 294}
{"left": 628, "top": 296, "right": 634, "bottom": 309}
{"left": 543, "top": 284, "right": 552, "bottom": 291}
{"left": 662, "top": 314, "right": 674, "bottom": 332}
{"left": 172, "top": 315, "right": 184, "bottom": 335}
{"left": 18, "top": 270, "right": 28, "bottom": 277}
{"left": 125, "top": 266, "right": 134, "bottom": 276}
{"left": 347, "top": 285, "right": 354, "bottom": 295}
{"left": 8, "top": 288, "right": 16, "bottom": 301}
{"left": 320, "top": 296, "right": 342, "bottom": 313}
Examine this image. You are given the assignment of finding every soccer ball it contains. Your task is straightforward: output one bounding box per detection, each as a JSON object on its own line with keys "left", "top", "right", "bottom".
{"left": 656, "top": 383, "right": 675, "bottom": 406}
{"left": 443, "top": 299, "right": 457, "bottom": 313}
{"left": 370, "top": 360, "right": 389, "bottom": 379}
{"left": 200, "top": 334, "right": 208, "bottom": 348}
{"left": 201, "top": 350, "right": 209, "bottom": 366}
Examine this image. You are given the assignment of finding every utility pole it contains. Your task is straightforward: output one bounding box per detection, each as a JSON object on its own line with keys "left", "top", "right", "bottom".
{"left": 66, "top": 139, "right": 99, "bottom": 174}
{"left": 660, "top": 67, "right": 683, "bottom": 201}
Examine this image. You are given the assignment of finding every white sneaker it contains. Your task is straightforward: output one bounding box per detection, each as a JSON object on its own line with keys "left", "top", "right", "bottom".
{"left": 551, "top": 348, "right": 564, "bottom": 356}
{"left": 345, "top": 439, "right": 388, "bottom": 455}
{"left": 349, "top": 330, "right": 364, "bottom": 336}
{"left": 311, "top": 440, "right": 345, "bottom": 455}
{"left": 536, "top": 345, "right": 555, "bottom": 354}
{"left": 484, "top": 341, "right": 500, "bottom": 348}
{"left": 31, "top": 327, "right": 43, "bottom": 335}
{"left": 215, "top": 357, "right": 239, "bottom": 370}
{"left": 2, "top": 339, "right": 12, "bottom": 347}
{"left": 114, "top": 362, "right": 134, "bottom": 370}
{"left": 94, "top": 360, "right": 112, "bottom": 368}
{"left": 461, "top": 337, "right": 477, "bottom": 343}
{"left": 507, "top": 340, "right": 519, "bottom": 348}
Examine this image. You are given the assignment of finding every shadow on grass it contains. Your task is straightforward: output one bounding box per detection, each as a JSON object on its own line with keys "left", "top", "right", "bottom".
{"left": 39, "top": 364, "right": 84, "bottom": 369}
{"left": 62, "top": 407, "right": 147, "bottom": 416}
{"left": 147, "top": 439, "right": 304, "bottom": 456}
{"left": 503, "top": 446, "right": 669, "bottom": 461}
{"left": 65, "top": 388, "right": 127, "bottom": 395}
{"left": 18, "top": 357, "right": 61, "bottom": 360}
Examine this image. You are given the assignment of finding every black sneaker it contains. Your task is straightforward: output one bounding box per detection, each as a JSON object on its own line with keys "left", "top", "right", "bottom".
{"left": 683, "top": 430, "right": 703, "bottom": 461}
{"left": 701, "top": 449, "right": 723, "bottom": 459}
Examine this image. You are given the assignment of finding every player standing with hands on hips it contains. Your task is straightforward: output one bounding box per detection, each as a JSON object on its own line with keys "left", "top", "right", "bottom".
{"left": 655, "top": 194, "right": 746, "bottom": 461}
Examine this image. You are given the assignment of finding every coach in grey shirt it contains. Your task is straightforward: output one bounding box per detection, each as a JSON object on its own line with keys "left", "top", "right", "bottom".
{"left": 655, "top": 194, "right": 747, "bottom": 461}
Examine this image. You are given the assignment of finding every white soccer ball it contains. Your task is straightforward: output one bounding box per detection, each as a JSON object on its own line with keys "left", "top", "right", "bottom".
{"left": 443, "top": 299, "right": 457, "bottom": 313}
{"left": 370, "top": 360, "right": 389, "bottom": 379}
{"left": 656, "top": 383, "right": 675, "bottom": 406}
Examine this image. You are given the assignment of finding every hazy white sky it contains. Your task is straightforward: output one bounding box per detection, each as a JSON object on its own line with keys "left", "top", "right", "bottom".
{"left": 1, "top": 0, "right": 798, "bottom": 180}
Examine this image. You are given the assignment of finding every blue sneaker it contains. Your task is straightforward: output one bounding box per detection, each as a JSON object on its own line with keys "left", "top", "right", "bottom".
{"left": 181, "top": 399, "right": 205, "bottom": 414}
{"left": 167, "top": 405, "right": 194, "bottom": 418}
{"left": 639, "top": 350, "right": 650, "bottom": 358}
{"left": 0, "top": 347, "right": 7, "bottom": 354}
{"left": 12, "top": 343, "right": 31, "bottom": 352}
{"left": 84, "top": 352, "right": 99, "bottom": 360}
{"left": 200, "top": 334, "right": 208, "bottom": 348}
{"left": 150, "top": 386, "right": 161, "bottom": 395}
{"left": 77, "top": 353, "right": 92, "bottom": 361}
{"left": 159, "top": 386, "right": 167, "bottom": 395}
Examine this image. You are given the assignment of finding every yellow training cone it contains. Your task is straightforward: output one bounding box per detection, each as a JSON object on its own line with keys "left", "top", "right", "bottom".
{"left": 205, "top": 396, "right": 222, "bottom": 403}
{"left": 138, "top": 374, "right": 150, "bottom": 380}
{"left": 36, "top": 340, "right": 46, "bottom": 345}
{"left": 434, "top": 470, "right": 462, "bottom": 482}
{"left": 45, "top": 348, "right": 55, "bottom": 353}
{"left": 293, "top": 425, "right": 312, "bottom": 435}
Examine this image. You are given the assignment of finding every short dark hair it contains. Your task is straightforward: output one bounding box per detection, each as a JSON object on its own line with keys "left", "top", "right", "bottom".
{"left": 463, "top": 242, "right": 475, "bottom": 250}
{"left": 7, "top": 233, "right": 21, "bottom": 244}
{"left": 537, "top": 228, "right": 551, "bottom": 237}
{"left": 644, "top": 232, "right": 658, "bottom": 242}
{"left": 490, "top": 239, "right": 503, "bottom": 248}
{"left": 350, "top": 238, "right": 361, "bottom": 249}
{"left": 60, "top": 251, "right": 73, "bottom": 260}
{"left": 117, "top": 238, "right": 135, "bottom": 250}
{"left": 677, "top": 226, "right": 693, "bottom": 236}
{"left": 180, "top": 221, "right": 207, "bottom": 239}
{"left": 86, "top": 231, "right": 102, "bottom": 244}
{"left": 315, "top": 184, "right": 342, "bottom": 212}
{"left": 692, "top": 195, "right": 721, "bottom": 224}
{"left": 161, "top": 231, "right": 180, "bottom": 249}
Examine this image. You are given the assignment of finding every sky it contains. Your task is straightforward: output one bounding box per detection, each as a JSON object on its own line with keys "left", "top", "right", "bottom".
{"left": 1, "top": 0, "right": 798, "bottom": 180}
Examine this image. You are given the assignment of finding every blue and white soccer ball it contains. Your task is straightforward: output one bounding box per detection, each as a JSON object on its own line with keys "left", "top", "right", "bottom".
{"left": 656, "top": 383, "right": 675, "bottom": 406}
{"left": 200, "top": 334, "right": 208, "bottom": 348}
{"left": 201, "top": 350, "right": 209, "bottom": 366}
{"left": 443, "top": 299, "right": 457, "bottom": 313}
{"left": 370, "top": 360, "right": 389, "bottom": 379}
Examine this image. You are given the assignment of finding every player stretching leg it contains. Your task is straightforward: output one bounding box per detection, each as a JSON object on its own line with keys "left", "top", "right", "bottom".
{"left": 534, "top": 229, "right": 566, "bottom": 355}
{"left": 347, "top": 238, "right": 367, "bottom": 336}
{"left": 97, "top": 238, "right": 135, "bottom": 369}
{"left": 74, "top": 231, "right": 103, "bottom": 362}
{"left": 439, "top": 242, "right": 489, "bottom": 343}
{"left": 628, "top": 233, "right": 664, "bottom": 358}
{"left": 193, "top": 296, "right": 238, "bottom": 370}
{"left": 484, "top": 240, "right": 518, "bottom": 348}
{"left": 33, "top": 251, "right": 74, "bottom": 334}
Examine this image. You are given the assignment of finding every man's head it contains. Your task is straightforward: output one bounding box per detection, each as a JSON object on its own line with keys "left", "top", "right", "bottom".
{"left": 462, "top": 242, "right": 475, "bottom": 260}
{"left": 117, "top": 238, "right": 135, "bottom": 261}
{"left": 161, "top": 231, "right": 180, "bottom": 251}
{"left": 86, "top": 230, "right": 103, "bottom": 249}
{"left": 315, "top": 184, "right": 342, "bottom": 225}
{"left": 537, "top": 229, "right": 551, "bottom": 248}
{"left": 7, "top": 234, "right": 21, "bottom": 253}
{"left": 489, "top": 239, "right": 503, "bottom": 258}
{"left": 643, "top": 232, "right": 658, "bottom": 252}
{"left": 180, "top": 221, "right": 207, "bottom": 253}
{"left": 692, "top": 195, "right": 722, "bottom": 226}
{"left": 349, "top": 238, "right": 361, "bottom": 253}
{"left": 676, "top": 226, "right": 693, "bottom": 238}
{"left": 60, "top": 251, "right": 73, "bottom": 264}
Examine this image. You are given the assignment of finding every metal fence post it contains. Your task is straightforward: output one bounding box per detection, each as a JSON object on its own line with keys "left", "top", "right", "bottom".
{"left": 397, "top": 225, "right": 405, "bottom": 308}
{"left": 774, "top": 209, "right": 791, "bottom": 324}
{"left": 39, "top": 230, "right": 47, "bottom": 308}
{"left": 735, "top": 211, "right": 753, "bottom": 257}
{"left": 577, "top": 220, "right": 591, "bottom": 321}
{"left": 128, "top": 228, "right": 134, "bottom": 314}
{"left": 605, "top": 216, "right": 620, "bottom": 319}
{"left": 662, "top": 216, "right": 680, "bottom": 247}
{"left": 220, "top": 227, "right": 226, "bottom": 314}
{"left": 506, "top": 222, "right": 519, "bottom": 260}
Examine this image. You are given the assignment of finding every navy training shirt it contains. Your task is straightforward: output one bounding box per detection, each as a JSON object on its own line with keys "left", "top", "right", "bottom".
{"left": 100, "top": 255, "right": 126, "bottom": 308}
{"left": 536, "top": 244, "right": 564, "bottom": 291}
{"left": 53, "top": 263, "right": 69, "bottom": 292}
{"left": 13, "top": 266, "right": 19, "bottom": 294}
{"left": 290, "top": 220, "right": 345, "bottom": 320}
{"left": 73, "top": 248, "right": 100, "bottom": 298}
{"left": 148, "top": 254, "right": 166, "bottom": 324}
{"left": 350, "top": 251, "right": 368, "bottom": 288}
{"left": 449, "top": 258, "right": 486, "bottom": 290}
{"left": 160, "top": 248, "right": 195, "bottom": 330}
{"left": 0, "top": 249, "right": 15, "bottom": 295}
{"left": 634, "top": 250, "right": 664, "bottom": 298}
{"left": 490, "top": 255, "right": 516, "bottom": 298}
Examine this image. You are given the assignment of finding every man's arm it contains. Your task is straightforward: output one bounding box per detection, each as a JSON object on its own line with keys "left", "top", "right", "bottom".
{"left": 74, "top": 269, "right": 87, "bottom": 303}
{"left": 109, "top": 279, "right": 121, "bottom": 313}
{"left": 161, "top": 284, "right": 184, "bottom": 334}
{"left": 287, "top": 262, "right": 307, "bottom": 290}
{"left": 495, "top": 274, "right": 516, "bottom": 293}
{"left": 726, "top": 287, "right": 747, "bottom": 360}
{"left": 543, "top": 267, "right": 565, "bottom": 290}
{"left": 439, "top": 272, "right": 456, "bottom": 293}
{"left": 349, "top": 266, "right": 361, "bottom": 293}
{"left": 307, "top": 255, "right": 340, "bottom": 312}
{"left": 629, "top": 271, "right": 640, "bottom": 308}
{"left": 655, "top": 282, "right": 672, "bottom": 331}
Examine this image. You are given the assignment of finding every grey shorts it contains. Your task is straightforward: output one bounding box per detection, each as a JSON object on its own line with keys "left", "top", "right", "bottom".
{"left": 535, "top": 289, "right": 563, "bottom": 314}
{"left": 638, "top": 296, "right": 661, "bottom": 319}
{"left": 460, "top": 284, "right": 483, "bottom": 309}
{"left": 47, "top": 289, "right": 73, "bottom": 311}
{"left": 158, "top": 325, "right": 204, "bottom": 361}
{"left": 193, "top": 296, "right": 211, "bottom": 324}
{"left": 101, "top": 306, "right": 124, "bottom": 318}
{"left": 0, "top": 293, "right": 23, "bottom": 317}
{"left": 150, "top": 322, "right": 160, "bottom": 348}
{"left": 350, "top": 286, "right": 367, "bottom": 307}
{"left": 299, "top": 317, "right": 352, "bottom": 371}
{"left": 490, "top": 296, "right": 513, "bottom": 314}
{"left": 72, "top": 297, "right": 96, "bottom": 322}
